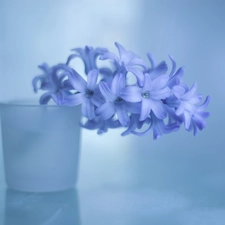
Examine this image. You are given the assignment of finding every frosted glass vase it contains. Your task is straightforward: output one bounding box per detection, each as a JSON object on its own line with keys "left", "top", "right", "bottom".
{"left": 0, "top": 100, "right": 81, "bottom": 192}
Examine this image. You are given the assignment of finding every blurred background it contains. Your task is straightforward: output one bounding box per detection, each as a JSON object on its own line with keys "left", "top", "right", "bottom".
{"left": 0, "top": 0, "right": 225, "bottom": 224}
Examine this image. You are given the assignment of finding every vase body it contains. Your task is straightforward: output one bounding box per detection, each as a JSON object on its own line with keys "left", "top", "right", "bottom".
{"left": 5, "top": 189, "right": 80, "bottom": 225}
{"left": 0, "top": 101, "right": 81, "bottom": 192}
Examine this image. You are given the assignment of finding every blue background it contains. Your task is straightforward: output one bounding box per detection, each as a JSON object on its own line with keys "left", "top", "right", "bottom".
{"left": 0, "top": 0, "right": 225, "bottom": 224}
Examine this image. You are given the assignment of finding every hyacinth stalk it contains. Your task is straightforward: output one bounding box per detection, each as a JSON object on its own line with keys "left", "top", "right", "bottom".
{"left": 32, "top": 42, "right": 210, "bottom": 139}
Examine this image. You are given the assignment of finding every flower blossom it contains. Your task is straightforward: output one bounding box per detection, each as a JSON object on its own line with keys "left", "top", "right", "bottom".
{"left": 96, "top": 73, "right": 131, "bottom": 126}
{"left": 132, "top": 112, "right": 180, "bottom": 139}
{"left": 32, "top": 42, "right": 210, "bottom": 138}
{"left": 120, "top": 73, "right": 171, "bottom": 121}
{"left": 100, "top": 42, "right": 147, "bottom": 86}
{"left": 66, "top": 46, "right": 108, "bottom": 74}
{"left": 53, "top": 68, "right": 104, "bottom": 120}
{"left": 187, "top": 96, "right": 210, "bottom": 135}
{"left": 80, "top": 117, "right": 122, "bottom": 134}
{"left": 32, "top": 63, "right": 72, "bottom": 104}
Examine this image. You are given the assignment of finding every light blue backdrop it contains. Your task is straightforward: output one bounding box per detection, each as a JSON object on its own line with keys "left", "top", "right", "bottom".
{"left": 0, "top": 0, "right": 225, "bottom": 224}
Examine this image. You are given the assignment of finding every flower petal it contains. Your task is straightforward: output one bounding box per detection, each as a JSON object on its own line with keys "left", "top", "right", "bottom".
{"left": 168, "top": 55, "right": 176, "bottom": 76}
{"left": 150, "top": 99, "right": 167, "bottom": 119}
{"left": 165, "top": 95, "right": 180, "bottom": 108}
{"left": 121, "top": 114, "right": 141, "bottom": 136}
{"left": 62, "top": 79, "right": 74, "bottom": 90}
{"left": 115, "top": 104, "right": 130, "bottom": 126}
{"left": 189, "top": 94, "right": 202, "bottom": 104}
{"left": 120, "top": 86, "right": 142, "bottom": 102}
{"left": 175, "top": 102, "right": 185, "bottom": 115}
{"left": 115, "top": 42, "right": 128, "bottom": 62}
{"left": 91, "top": 94, "right": 105, "bottom": 107}
{"left": 197, "top": 96, "right": 210, "bottom": 112}
{"left": 150, "top": 87, "right": 171, "bottom": 100}
{"left": 184, "top": 111, "right": 192, "bottom": 129}
{"left": 87, "top": 69, "right": 98, "bottom": 90}
{"left": 149, "top": 61, "right": 168, "bottom": 80}
{"left": 163, "top": 122, "right": 180, "bottom": 134}
{"left": 167, "top": 67, "right": 184, "bottom": 88}
{"left": 68, "top": 69, "right": 86, "bottom": 92}
{"left": 128, "top": 67, "right": 145, "bottom": 87}
{"left": 80, "top": 119, "right": 99, "bottom": 130}
{"left": 147, "top": 53, "right": 155, "bottom": 68}
{"left": 173, "top": 85, "right": 186, "bottom": 99}
{"left": 99, "top": 81, "right": 116, "bottom": 102}
{"left": 99, "top": 52, "right": 119, "bottom": 63}
{"left": 131, "top": 123, "right": 153, "bottom": 136}
{"left": 95, "top": 47, "right": 108, "bottom": 55}
{"left": 143, "top": 73, "right": 152, "bottom": 91}
{"left": 63, "top": 93, "right": 85, "bottom": 106}
{"left": 40, "top": 92, "right": 52, "bottom": 105}
{"left": 130, "top": 57, "right": 147, "bottom": 68}
{"left": 82, "top": 98, "right": 95, "bottom": 120}
{"left": 192, "top": 113, "right": 207, "bottom": 130}
{"left": 125, "top": 102, "right": 141, "bottom": 114}
{"left": 140, "top": 98, "right": 151, "bottom": 121}
{"left": 151, "top": 74, "right": 169, "bottom": 90}
{"left": 182, "top": 82, "right": 198, "bottom": 100}
{"left": 173, "top": 67, "right": 184, "bottom": 79}
{"left": 32, "top": 75, "right": 46, "bottom": 92}
{"left": 176, "top": 101, "right": 196, "bottom": 115}
{"left": 38, "top": 63, "right": 50, "bottom": 73}
{"left": 66, "top": 53, "right": 79, "bottom": 65}
{"left": 40, "top": 82, "right": 55, "bottom": 92}
{"left": 111, "top": 73, "right": 126, "bottom": 96}
{"left": 96, "top": 102, "right": 115, "bottom": 120}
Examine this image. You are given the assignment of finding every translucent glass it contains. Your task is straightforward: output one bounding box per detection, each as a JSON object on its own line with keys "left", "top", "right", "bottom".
{"left": 0, "top": 101, "right": 81, "bottom": 192}
{"left": 5, "top": 188, "right": 80, "bottom": 225}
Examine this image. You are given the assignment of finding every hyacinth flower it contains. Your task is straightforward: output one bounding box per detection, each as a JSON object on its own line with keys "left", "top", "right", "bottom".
{"left": 120, "top": 73, "right": 171, "bottom": 121}
{"left": 187, "top": 96, "right": 210, "bottom": 135}
{"left": 66, "top": 46, "right": 110, "bottom": 75}
{"left": 132, "top": 112, "right": 180, "bottom": 139}
{"left": 121, "top": 114, "right": 151, "bottom": 136}
{"left": 32, "top": 63, "right": 73, "bottom": 104}
{"left": 32, "top": 63, "right": 50, "bottom": 93}
{"left": 32, "top": 42, "right": 210, "bottom": 138}
{"left": 96, "top": 73, "right": 131, "bottom": 126}
{"left": 172, "top": 82, "right": 203, "bottom": 129}
{"left": 145, "top": 53, "right": 168, "bottom": 80}
{"left": 100, "top": 42, "right": 147, "bottom": 86}
{"left": 53, "top": 68, "right": 104, "bottom": 120}
{"left": 80, "top": 117, "right": 122, "bottom": 134}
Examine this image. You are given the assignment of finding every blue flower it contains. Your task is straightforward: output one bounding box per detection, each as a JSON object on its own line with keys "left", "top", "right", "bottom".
{"left": 187, "top": 96, "right": 210, "bottom": 135}
{"left": 66, "top": 46, "right": 108, "bottom": 75}
{"left": 120, "top": 73, "right": 171, "bottom": 121}
{"left": 32, "top": 63, "right": 50, "bottom": 93}
{"left": 145, "top": 53, "right": 168, "bottom": 79}
{"left": 32, "top": 63, "right": 73, "bottom": 104}
{"left": 53, "top": 68, "right": 104, "bottom": 120}
{"left": 167, "top": 55, "right": 184, "bottom": 88}
{"left": 172, "top": 82, "right": 202, "bottom": 129}
{"left": 32, "top": 42, "right": 210, "bottom": 138}
{"left": 121, "top": 114, "right": 151, "bottom": 136}
{"left": 80, "top": 117, "right": 122, "bottom": 134}
{"left": 131, "top": 112, "right": 180, "bottom": 139}
{"left": 100, "top": 42, "right": 147, "bottom": 86}
{"left": 96, "top": 73, "right": 139, "bottom": 126}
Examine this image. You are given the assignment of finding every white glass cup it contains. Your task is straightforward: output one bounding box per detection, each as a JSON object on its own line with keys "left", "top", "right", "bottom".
{"left": 0, "top": 100, "right": 81, "bottom": 192}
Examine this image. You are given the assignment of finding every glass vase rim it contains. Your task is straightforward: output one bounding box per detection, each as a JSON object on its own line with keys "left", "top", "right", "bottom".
{"left": 0, "top": 99, "right": 68, "bottom": 108}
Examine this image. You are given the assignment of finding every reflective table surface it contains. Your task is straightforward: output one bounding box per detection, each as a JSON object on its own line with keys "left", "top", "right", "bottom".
{"left": 1, "top": 128, "right": 225, "bottom": 225}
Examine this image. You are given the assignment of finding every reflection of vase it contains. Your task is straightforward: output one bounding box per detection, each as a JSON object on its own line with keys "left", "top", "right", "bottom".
{"left": 4, "top": 188, "right": 81, "bottom": 225}
{"left": 0, "top": 100, "right": 81, "bottom": 192}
